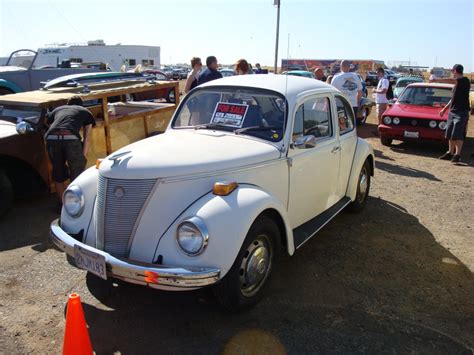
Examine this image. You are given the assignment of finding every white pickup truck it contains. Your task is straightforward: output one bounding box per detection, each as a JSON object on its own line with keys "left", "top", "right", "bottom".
{"left": 0, "top": 49, "right": 104, "bottom": 95}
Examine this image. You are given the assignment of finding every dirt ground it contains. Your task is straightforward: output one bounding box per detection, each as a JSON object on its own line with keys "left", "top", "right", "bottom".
{"left": 1, "top": 85, "right": 473, "bottom": 354}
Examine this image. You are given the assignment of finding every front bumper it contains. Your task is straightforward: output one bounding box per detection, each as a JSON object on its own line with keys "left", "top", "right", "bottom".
{"left": 378, "top": 124, "right": 446, "bottom": 142}
{"left": 50, "top": 219, "right": 220, "bottom": 290}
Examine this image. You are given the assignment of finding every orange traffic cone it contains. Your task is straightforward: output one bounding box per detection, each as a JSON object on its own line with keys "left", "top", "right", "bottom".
{"left": 63, "top": 293, "right": 93, "bottom": 355}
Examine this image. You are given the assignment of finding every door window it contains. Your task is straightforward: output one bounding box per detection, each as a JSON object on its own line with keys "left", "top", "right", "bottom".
{"left": 335, "top": 96, "right": 354, "bottom": 135}
{"left": 292, "top": 97, "right": 332, "bottom": 148}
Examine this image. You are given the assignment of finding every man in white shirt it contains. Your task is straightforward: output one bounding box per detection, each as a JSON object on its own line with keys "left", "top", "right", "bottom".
{"left": 373, "top": 67, "right": 389, "bottom": 125}
{"left": 331, "top": 60, "right": 363, "bottom": 117}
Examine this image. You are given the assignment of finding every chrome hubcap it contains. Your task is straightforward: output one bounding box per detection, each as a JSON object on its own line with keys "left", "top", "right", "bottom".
{"left": 358, "top": 168, "right": 368, "bottom": 202}
{"left": 239, "top": 236, "right": 271, "bottom": 297}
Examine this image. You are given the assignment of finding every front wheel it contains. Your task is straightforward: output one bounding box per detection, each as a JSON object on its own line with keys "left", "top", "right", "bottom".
{"left": 213, "top": 216, "right": 280, "bottom": 312}
{"left": 347, "top": 160, "right": 371, "bottom": 213}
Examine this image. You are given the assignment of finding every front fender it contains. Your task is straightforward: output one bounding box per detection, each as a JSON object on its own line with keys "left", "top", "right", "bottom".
{"left": 0, "top": 79, "right": 23, "bottom": 93}
{"left": 154, "top": 184, "right": 293, "bottom": 279}
{"left": 346, "top": 138, "right": 374, "bottom": 200}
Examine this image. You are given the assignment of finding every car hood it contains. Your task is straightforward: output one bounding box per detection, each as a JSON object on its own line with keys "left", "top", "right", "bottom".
{"left": 0, "top": 120, "right": 18, "bottom": 139}
{"left": 99, "top": 129, "right": 282, "bottom": 179}
{"left": 385, "top": 103, "right": 445, "bottom": 120}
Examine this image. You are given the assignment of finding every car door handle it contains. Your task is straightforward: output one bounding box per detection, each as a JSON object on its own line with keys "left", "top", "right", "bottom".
{"left": 331, "top": 146, "right": 341, "bottom": 153}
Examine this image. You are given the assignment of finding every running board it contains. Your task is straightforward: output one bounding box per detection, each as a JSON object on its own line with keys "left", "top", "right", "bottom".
{"left": 293, "top": 197, "right": 351, "bottom": 249}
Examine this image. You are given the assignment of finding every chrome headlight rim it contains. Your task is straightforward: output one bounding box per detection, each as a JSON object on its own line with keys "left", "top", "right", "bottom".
{"left": 439, "top": 121, "right": 447, "bottom": 130}
{"left": 176, "top": 216, "right": 209, "bottom": 257}
{"left": 392, "top": 117, "right": 400, "bottom": 125}
{"left": 383, "top": 116, "right": 392, "bottom": 125}
{"left": 429, "top": 120, "right": 438, "bottom": 128}
{"left": 63, "top": 185, "right": 85, "bottom": 217}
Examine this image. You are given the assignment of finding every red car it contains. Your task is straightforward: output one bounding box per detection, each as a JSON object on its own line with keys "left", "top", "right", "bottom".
{"left": 379, "top": 83, "right": 454, "bottom": 146}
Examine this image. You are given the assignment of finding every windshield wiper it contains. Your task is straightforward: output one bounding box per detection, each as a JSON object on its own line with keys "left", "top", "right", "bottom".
{"left": 234, "top": 126, "right": 281, "bottom": 134}
{"left": 194, "top": 123, "right": 231, "bottom": 130}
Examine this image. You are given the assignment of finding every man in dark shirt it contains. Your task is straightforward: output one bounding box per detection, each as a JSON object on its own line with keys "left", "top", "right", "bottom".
{"left": 435, "top": 64, "right": 471, "bottom": 163}
{"left": 197, "top": 56, "right": 222, "bottom": 85}
{"left": 45, "top": 96, "right": 95, "bottom": 201}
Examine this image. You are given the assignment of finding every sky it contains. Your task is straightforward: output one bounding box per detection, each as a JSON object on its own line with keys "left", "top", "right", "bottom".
{"left": 0, "top": 0, "right": 473, "bottom": 71}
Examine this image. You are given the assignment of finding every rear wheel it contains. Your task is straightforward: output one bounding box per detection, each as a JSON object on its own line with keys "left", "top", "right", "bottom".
{"left": 213, "top": 216, "right": 280, "bottom": 312}
{"left": 347, "top": 160, "right": 371, "bottom": 213}
{"left": 380, "top": 136, "right": 393, "bottom": 146}
{"left": 0, "top": 171, "right": 14, "bottom": 217}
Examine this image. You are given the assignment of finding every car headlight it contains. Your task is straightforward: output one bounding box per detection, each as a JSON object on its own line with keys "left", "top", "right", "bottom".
{"left": 439, "top": 121, "right": 447, "bottom": 130}
{"left": 383, "top": 116, "right": 392, "bottom": 125}
{"left": 429, "top": 120, "right": 437, "bottom": 128}
{"left": 393, "top": 117, "right": 400, "bottom": 125}
{"left": 176, "top": 217, "right": 208, "bottom": 256}
{"left": 63, "top": 185, "right": 84, "bottom": 217}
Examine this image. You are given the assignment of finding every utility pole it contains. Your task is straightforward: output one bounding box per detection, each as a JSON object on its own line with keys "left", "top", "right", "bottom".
{"left": 274, "top": 0, "right": 281, "bottom": 74}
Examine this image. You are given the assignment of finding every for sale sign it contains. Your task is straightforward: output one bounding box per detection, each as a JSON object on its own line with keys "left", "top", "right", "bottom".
{"left": 211, "top": 102, "right": 249, "bottom": 128}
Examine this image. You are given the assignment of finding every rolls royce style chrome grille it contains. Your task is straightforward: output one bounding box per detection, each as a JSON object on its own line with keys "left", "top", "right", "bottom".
{"left": 96, "top": 175, "right": 157, "bottom": 257}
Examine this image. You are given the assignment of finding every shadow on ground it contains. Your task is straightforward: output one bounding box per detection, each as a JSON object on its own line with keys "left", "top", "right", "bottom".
{"left": 81, "top": 197, "right": 474, "bottom": 354}
{"left": 0, "top": 194, "right": 58, "bottom": 252}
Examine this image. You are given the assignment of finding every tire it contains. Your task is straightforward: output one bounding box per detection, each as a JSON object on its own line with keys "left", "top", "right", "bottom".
{"left": 347, "top": 160, "right": 371, "bottom": 213}
{"left": 0, "top": 87, "right": 14, "bottom": 96}
{"left": 380, "top": 136, "right": 393, "bottom": 146}
{"left": 213, "top": 216, "right": 280, "bottom": 312}
{"left": 0, "top": 171, "right": 14, "bottom": 217}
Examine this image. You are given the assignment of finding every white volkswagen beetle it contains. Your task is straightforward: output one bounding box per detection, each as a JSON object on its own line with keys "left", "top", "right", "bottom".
{"left": 50, "top": 75, "right": 374, "bottom": 311}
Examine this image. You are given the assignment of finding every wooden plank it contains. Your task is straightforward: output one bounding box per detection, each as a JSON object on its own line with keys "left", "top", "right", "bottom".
{"left": 101, "top": 97, "right": 112, "bottom": 155}
{"left": 109, "top": 116, "right": 147, "bottom": 152}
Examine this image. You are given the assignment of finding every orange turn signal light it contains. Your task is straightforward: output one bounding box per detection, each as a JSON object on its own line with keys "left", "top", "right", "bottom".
{"left": 144, "top": 270, "right": 159, "bottom": 284}
{"left": 213, "top": 181, "right": 238, "bottom": 196}
{"left": 95, "top": 159, "right": 103, "bottom": 169}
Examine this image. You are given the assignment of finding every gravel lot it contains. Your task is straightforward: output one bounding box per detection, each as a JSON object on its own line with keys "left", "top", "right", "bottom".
{"left": 1, "top": 87, "right": 473, "bottom": 354}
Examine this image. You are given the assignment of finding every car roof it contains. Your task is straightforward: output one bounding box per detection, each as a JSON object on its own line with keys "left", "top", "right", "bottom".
{"left": 199, "top": 74, "right": 337, "bottom": 97}
{"left": 397, "top": 76, "right": 423, "bottom": 82}
{"left": 406, "top": 82, "right": 454, "bottom": 89}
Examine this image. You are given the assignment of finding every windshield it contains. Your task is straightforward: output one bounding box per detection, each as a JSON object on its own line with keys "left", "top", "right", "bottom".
{"left": 0, "top": 105, "right": 43, "bottom": 124}
{"left": 396, "top": 79, "right": 421, "bottom": 88}
{"left": 398, "top": 86, "right": 452, "bottom": 106}
{"left": 173, "top": 87, "right": 287, "bottom": 142}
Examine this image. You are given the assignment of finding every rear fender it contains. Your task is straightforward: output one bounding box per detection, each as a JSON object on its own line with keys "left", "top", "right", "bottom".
{"left": 346, "top": 138, "right": 374, "bottom": 200}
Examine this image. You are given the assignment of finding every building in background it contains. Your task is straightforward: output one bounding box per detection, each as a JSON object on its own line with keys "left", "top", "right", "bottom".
{"left": 10, "top": 40, "right": 161, "bottom": 71}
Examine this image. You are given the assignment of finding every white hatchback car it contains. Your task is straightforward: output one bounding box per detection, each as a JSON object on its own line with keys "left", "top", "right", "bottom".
{"left": 51, "top": 75, "right": 374, "bottom": 311}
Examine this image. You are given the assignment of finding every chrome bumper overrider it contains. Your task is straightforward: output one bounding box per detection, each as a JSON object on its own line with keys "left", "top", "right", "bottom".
{"left": 50, "top": 219, "right": 220, "bottom": 289}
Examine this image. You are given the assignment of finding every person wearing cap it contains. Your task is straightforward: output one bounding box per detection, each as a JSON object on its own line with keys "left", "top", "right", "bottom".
{"left": 45, "top": 96, "right": 96, "bottom": 202}
{"left": 197, "top": 56, "right": 222, "bottom": 86}
{"left": 434, "top": 64, "right": 470, "bottom": 163}
{"left": 313, "top": 67, "right": 327, "bottom": 82}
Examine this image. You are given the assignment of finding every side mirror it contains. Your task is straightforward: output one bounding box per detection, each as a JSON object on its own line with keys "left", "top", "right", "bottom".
{"left": 293, "top": 135, "right": 317, "bottom": 149}
{"left": 16, "top": 121, "right": 34, "bottom": 135}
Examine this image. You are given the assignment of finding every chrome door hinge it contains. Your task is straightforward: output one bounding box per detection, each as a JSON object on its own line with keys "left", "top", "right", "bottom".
{"left": 287, "top": 157, "right": 293, "bottom": 167}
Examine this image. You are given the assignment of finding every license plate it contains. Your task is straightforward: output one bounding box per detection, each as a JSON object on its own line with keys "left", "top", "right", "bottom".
{"left": 74, "top": 245, "right": 107, "bottom": 280}
{"left": 404, "top": 131, "right": 419, "bottom": 138}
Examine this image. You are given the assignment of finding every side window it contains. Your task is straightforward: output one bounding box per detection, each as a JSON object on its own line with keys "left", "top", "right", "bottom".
{"left": 292, "top": 97, "right": 332, "bottom": 146}
{"left": 335, "top": 96, "right": 354, "bottom": 134}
